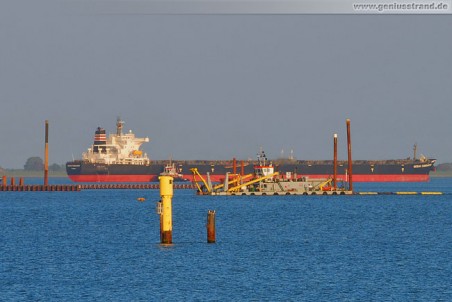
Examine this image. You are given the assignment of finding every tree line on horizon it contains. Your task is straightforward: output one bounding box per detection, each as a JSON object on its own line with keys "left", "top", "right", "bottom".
{"left": 436, "top": 163, "right": 452, "bottom": 172}
{"left": 0, "top": 157, "right": 65, "bottom": 171}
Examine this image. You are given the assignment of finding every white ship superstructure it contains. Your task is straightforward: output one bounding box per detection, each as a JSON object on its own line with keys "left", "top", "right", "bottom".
{"left": 82, "top": 118, "right": 150, "bottom": 165}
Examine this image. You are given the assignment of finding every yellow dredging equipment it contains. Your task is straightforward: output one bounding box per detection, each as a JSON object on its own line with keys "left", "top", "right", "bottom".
{"left": 190, "top": 168, "right": 256, "bottom": 195}
{"left": 190, "top": 168, "right": 212, "bottom": 195}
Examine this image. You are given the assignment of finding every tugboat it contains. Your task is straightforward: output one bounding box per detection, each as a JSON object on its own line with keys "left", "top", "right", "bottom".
{"left": 159, "top": 161, "right": 186, "bottom": 181}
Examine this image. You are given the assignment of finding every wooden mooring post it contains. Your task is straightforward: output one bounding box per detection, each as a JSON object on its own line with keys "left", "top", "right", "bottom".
{"left": 44, "top": 120, "right": 49, "bottom": 186}
{"left": 346, "top": 119, "right": 353, "bottom": 192}
{"left": 207, "top": 210, "right": 216, "bottom": 243}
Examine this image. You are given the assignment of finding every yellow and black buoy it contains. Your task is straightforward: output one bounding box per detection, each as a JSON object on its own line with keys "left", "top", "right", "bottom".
{"left": 159, "top": 176, "right": 173, "bottom": 244}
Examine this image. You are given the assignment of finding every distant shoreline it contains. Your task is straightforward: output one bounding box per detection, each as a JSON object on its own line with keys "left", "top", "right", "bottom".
{"left": 0, "top": 170, "right": 68, "bottom": 178}
{"left": 430, "top": 171, "right": 452, "bottom": 178}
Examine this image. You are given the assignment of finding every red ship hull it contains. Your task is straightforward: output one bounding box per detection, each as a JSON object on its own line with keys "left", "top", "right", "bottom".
{"left": 67, "top": 173, "right": 430, "bottom": 183}
{"left": 67, "top": 174, "right": 156, "bottom": 183}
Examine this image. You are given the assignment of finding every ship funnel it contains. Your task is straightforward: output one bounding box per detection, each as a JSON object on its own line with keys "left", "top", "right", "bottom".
{"left": 93, "top": 127, "right": 107, "bottom": 153}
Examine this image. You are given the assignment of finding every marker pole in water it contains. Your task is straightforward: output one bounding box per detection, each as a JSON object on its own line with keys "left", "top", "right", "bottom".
{"left": 44, "top": 120, "right": 49, "bottom": 186}
{"left": 333, "top": 133, "right": 338, "bottom": 190}
{"left": 207, "top": 210, "right": 216, "bottom": 243}
{"left": 346, "top": 119, "right": 353, "bottom": 192}
{"left": 159, "top": 176, "right": 173, "bottom": 244}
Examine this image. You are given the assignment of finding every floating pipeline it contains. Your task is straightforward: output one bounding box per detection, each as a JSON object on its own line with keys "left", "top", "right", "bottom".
{"left": 0, "top": 183, "right": 196, "bottom": 191}
{"left": 357, "top": 191, "right": 444, "bottom": 195}
{"left": 78, "top": 183, "right": 195, "bottom": 190}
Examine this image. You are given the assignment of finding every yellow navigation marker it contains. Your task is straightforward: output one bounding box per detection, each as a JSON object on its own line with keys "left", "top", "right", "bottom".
{"left": 159, "top": 176, "right": 174, "bottom": 244}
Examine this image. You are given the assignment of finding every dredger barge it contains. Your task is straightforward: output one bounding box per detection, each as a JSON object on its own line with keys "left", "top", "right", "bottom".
{"left": 191, "top": 149, "right": 353, "bottom": 196}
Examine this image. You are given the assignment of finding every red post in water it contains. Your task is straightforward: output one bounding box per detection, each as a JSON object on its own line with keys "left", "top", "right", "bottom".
{"left": 346, "top": 119, "right": 353, "bottom": 192}
{"left": 207, "top": 210, "right": 216, "bottom": 243}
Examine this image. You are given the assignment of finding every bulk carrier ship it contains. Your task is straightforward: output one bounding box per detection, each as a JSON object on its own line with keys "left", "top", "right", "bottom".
{"left": 66, "top": 119, "right": 436, "bottom": 183}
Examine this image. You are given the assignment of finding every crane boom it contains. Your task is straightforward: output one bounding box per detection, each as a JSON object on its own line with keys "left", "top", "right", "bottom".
{"left": 228, "top": 172, "right": 279, "bottom": 192}
{"left": 190, "top": 168, "right": 212, "bottom": 194}
{"left": 213, "top": 174, "right": 253, "bottom": 190}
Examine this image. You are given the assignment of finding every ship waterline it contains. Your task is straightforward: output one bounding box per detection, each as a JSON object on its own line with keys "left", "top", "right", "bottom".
{"left": 66, "top": 159, "right": 435, "bottom": 183}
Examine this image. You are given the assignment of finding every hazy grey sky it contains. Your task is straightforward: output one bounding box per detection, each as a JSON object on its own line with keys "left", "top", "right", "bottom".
{"left": 1, "top": 1, "right": 451, "bottom": 168}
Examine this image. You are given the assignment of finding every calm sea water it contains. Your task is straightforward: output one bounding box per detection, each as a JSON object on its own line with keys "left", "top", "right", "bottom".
{"left": 1, "top": 178, "right": 451, "bottom": 301}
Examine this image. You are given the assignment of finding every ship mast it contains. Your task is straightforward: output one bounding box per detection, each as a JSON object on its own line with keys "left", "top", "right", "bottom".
{"left": 116, "top": 117, "right": 124, "bottom": 136}
{"left": 257, "top": 148, "right": 268, "bottom": 166}
{"left": 413, "top": 143, "right": 417, "bottom": 160}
